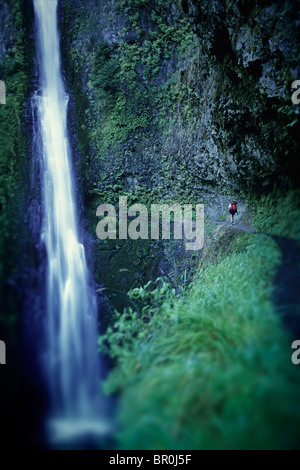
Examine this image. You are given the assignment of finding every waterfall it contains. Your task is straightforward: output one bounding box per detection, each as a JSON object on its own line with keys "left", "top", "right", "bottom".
{"left": 33, "top": 0, "right": 107, "bottom": 441}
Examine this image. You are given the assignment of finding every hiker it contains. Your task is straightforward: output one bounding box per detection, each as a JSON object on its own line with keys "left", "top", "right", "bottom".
{"left": 228, "top": 201, "right": 238, "bottom": 225}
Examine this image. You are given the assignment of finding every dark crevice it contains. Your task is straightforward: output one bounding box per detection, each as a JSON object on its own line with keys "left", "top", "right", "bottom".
{"left": 181, "top": 0, "right": 189, "bottom": 15}
{"left": 232, "top": 228, "right": 300, "bottom": 337}
{"left": 211, "top": 26, "right": 234, "bottom": 62}
{"left": 237, "top": 0, "right": 257, "bottom": 19}
{"left": 247, "top": 60, "right": 263, "bottom": 79}
{"left": 272, "top": 236, "right": 300, "bottom": 337}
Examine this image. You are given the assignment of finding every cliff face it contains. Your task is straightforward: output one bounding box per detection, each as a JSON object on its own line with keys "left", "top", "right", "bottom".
{"left": 0, "top": 0, "right": 34, "bottom": 337}
{"left": 58, "top": 0, "right": 299, "bottom": 308}
{"left": 0, "top": 1, "right": 298, "bottom": 319}
{"left": 60, "top": 0, "right": 299, "bottom": 197}
{"left": 0, "top": 0, "right": 37, "bottom": 448}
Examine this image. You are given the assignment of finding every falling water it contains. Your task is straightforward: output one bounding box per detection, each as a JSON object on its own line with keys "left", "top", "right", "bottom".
{"left": 33, "top": 0, "right": 107, "bottom": 442}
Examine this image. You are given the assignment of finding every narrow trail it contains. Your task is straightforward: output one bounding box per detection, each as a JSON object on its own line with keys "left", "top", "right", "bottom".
{"left": 228, "top": 221, "right": 257, "bottom": 234}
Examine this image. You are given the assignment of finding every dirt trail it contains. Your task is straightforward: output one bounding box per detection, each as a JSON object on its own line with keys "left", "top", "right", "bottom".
{"left": 228, "top": 221, "right": 257, "bottom": 234}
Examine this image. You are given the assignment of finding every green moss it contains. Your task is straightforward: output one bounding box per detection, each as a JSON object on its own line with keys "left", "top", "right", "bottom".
{"left": 0, "top": 0, "right": 33, "bottom": 336}
{"left": 252, "top": 189, "right": 300, "bottom": 242}
{"left": 100, "top": 230, "right": 300, "bottom": 450}
{"left": 60, "top": 0, "right": 300, "bottom": 332}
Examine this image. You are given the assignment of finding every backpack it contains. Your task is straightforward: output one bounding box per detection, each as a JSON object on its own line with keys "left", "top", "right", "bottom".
{"left": 231, "top": 201, "right": 237, "bottom": 212}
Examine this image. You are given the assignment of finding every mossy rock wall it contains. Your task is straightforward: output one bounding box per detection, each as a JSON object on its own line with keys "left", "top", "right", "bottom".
{"left": 0, "top": 0, "right": 34, "bottom": 340}
{"left": 58, "top": 0, "right": 299, "bottom": 310}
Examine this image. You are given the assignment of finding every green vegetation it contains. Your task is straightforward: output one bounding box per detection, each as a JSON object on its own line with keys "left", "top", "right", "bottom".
{"left": 100, "top": 201, "right": 300, "bottom": 449}
{"left": 62, "top": 0, "right": 300, "bottom": 223}
{"left": 0, "top": 0, "right": 33, "bottom": 337}
{"left": 218, "top": 213, "right": 228, "bottom": 222}
{"left": 59, "top": 0, "right": 300, "bottom": 448}
{"left": 91, "top": 182, "right": 202, "bottom": 312}
{"left": 61, "top": 0, "right": 197, "bottom": 196}
{"left": 252, "top": 190, "right": 300, "bottom": 242}
{"left": 67, "top": 4, "right": 204, "bottom": 308}
{"left": 0, "top": 0, "right": 299, "bottom": 451}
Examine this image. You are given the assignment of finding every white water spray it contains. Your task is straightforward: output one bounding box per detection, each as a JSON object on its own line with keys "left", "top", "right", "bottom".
{"left": 33, "top": 0, "right": 106, "bottom": 440}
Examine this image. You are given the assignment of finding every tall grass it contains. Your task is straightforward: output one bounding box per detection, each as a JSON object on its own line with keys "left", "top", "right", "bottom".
{"left": 252, "top": 189, "right": 300, "bottom": 241}
{"left": 101, "top": 232, "right": 300, "bottom": 449}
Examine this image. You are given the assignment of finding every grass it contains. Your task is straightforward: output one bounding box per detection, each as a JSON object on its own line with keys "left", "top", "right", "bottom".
{"left": 218, "top": 213, "right": 228, "bottom": 222}
{"left": 100, "top": 228, "right": 300, "bottom": 449}
{"left": 252, "top": 189, "right": 300, "bottom": 242}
